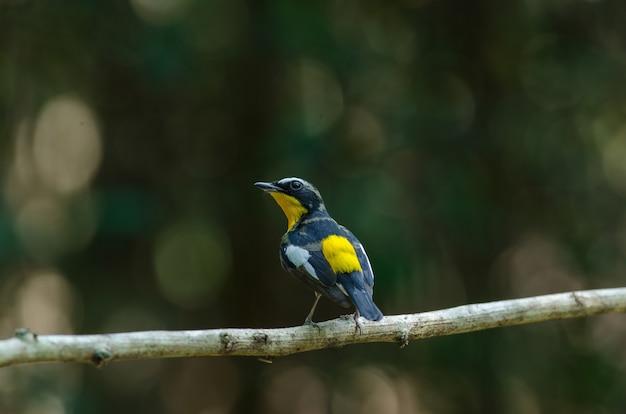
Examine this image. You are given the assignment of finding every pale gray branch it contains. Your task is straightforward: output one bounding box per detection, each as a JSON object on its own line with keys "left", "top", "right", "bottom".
{"left": 1, "top": 287, "right": 626, "bottom": 368}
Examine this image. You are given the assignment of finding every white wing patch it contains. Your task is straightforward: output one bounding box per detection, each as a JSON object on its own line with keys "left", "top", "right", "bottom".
{"left": 285, "top": 245, "right": 319, "bottom": 280}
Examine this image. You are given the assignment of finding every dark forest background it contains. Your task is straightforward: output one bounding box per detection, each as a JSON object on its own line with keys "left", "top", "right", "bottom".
{"left": 2, "top": 0, "right": 626, "bottom": 413}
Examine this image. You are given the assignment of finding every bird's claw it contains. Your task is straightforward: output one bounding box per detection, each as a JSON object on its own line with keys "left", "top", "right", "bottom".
{"left": 341, "top": 313, "right": 363, "bottom": 334}
{"left": 303, "top": 317, "right": 321, "bottom": 331}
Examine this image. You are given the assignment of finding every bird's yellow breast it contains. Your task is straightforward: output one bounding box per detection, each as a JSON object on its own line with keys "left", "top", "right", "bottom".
{"left": 270, "top": 192, "right": 308, "bottom": 231}
{"left": 321, "top": 235, "right": 362, "bottom": 274}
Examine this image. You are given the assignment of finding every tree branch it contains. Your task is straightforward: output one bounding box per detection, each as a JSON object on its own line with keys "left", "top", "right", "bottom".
{"left": 1, "top": 287, "right": 625, "bottom": 368}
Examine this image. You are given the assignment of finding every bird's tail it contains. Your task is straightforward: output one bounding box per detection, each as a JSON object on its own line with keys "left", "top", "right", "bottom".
{"left": 337, "top": 273, "right": 383, "bottom": 321}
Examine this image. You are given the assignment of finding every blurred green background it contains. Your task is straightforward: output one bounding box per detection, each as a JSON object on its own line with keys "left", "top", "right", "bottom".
{"left": 2, "top": 0, "right": 626, "bottom": 413}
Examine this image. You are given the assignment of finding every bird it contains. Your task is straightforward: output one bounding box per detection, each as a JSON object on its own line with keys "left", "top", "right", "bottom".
{"left": 254, "top": 177, "right": 383, "bottom": 329}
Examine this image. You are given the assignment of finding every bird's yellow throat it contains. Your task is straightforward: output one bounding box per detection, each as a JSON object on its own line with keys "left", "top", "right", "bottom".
{"left": 270, "top": 192, "right": 308, "bottom": 231}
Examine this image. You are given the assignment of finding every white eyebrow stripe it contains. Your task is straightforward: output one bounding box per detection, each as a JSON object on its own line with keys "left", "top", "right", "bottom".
{"left": 277, "top": 177, "right": 305, "bottom": 185}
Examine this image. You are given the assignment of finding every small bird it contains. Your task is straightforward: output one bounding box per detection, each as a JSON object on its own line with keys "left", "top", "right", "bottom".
{"left": 255, "top": 177, "right": 383, "bottom": 328}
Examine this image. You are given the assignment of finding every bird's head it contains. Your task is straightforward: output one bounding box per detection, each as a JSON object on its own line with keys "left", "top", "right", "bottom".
{"left": 254, "top": 177, "right": 325, "bottom": 230}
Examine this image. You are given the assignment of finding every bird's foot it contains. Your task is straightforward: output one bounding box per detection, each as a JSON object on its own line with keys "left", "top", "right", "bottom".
{"left": 303, "top": 317, "right": 321, "bottom": 331}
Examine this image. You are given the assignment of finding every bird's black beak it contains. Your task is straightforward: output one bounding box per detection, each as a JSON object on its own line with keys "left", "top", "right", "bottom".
{"left": 254, "top": 181, "right": 281, "bottom": 192}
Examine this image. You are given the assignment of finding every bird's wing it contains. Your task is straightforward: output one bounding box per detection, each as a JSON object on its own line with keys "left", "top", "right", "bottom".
{"left": 307, "top": 249, "right": 339, "bottom": 286}
{"left": 280, "top": 244, "right": 350, "bottom": 308}
{"left": 291, "top": 265, "right": 351, "bottom": 308}
{"left": 353, "top": 240, "right": 374, "bottom": 288}
{"left": 281, "top": 243, "right": 336, "bottom": 287}
{"left": 340, "top": 226, "right": 375, "bottom": 289}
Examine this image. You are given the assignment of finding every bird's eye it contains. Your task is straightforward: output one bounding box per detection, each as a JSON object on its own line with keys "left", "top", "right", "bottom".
{"left": 290, "top": 181, "right": 303, "bottom": 191}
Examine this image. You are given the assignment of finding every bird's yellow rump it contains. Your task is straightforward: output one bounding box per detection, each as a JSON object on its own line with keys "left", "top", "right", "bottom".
{"left": 321, "top": 235, "right": 362, "bottom": 274}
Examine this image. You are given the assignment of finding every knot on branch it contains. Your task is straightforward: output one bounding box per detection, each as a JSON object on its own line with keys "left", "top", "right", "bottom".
{"left": 396, "top": 330, "right": 410, "bottom": 348}
{"left": 253, "top": 333, "right": 269, "bottom": 347}
{"left": 14, "top": 328, "right": 38, "bottom": 342}
{"left": 91, "top": 346, "right": 113, "bottom": 368}
{"left": 220, "top": 332, "right": 235, "bottom": 353}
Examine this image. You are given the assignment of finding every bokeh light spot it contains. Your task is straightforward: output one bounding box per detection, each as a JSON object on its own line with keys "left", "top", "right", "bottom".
{"left": 16, "top": 270, "right": 78, "bottom": 335}
{"left": 331, "top": 368, "right": 400, "bottom": 414}
{"left": 14, "top": 194, "right": 97, "bottom": 260}
{"left": 342, "top": 107, "right": 386, "bottom": 161}
{"left": 22, "top": 393, "right": 66, "bottom": 414}
{"left": 260, "top": 364, "right": 329, "bottom": 414}
{"left": 435, "top": 74, "right": 476, "bottom": 133}
{"left": 369, "top": 150, "right": 419, "bottom": 218}
{"left": 16, "top": 197, "right": 68, "bottom": 259}
{"left": 520, "top": 35, "right": 579, "bottom": 109}
{"left": 4, "top": 118, "right": 37, "bottom": 210}
{"left": 501, "top": 378, "right": 541, "bottom": 414}
{"left": 329, "top": 107, "right": 386, "bottom": 177}
{"left": 154, "top": 219, "right": 231, "bottom": 309}
{"left": 601, "top": 125, "right": 626, "bottom": 196}
{"left": 186, "top": 0, "right": 249, "bottom": 54}
{"left": 161, "top": 358, "right": 239, "bottom": 414}
{"left": 33, "top": 95, "right": 102, "bottom": 195}
{"left": 130, "top": 0, "right": 190, "bottom": 25}
{"left": 285, "top": 59, "right": 344, "bottom": 136}
{"left": 492, "top": 233, "right": 584, "bottom": 297}
{"left": 363, "top": 8, "right": 416, "bottom": 63}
